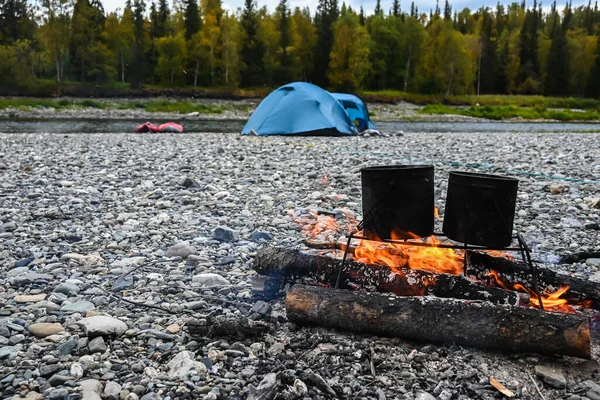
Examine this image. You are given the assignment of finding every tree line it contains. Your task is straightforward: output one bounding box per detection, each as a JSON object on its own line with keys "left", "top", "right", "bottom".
{"left": 1, "top": 0, "right": 600, "bottom": 97}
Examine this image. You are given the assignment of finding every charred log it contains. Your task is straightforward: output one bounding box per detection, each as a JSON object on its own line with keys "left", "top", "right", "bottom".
{"left": 254, "top": 247, "right": 528, "bottom": 306}
{"left": 468, "top": 251, "right": 600, "bottom": 309}
{"left": 286, "top": 284, "right": 591, "bottom": 359}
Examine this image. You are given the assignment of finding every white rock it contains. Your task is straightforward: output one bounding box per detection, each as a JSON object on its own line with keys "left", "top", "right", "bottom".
{"left": 79, "top": 316, "right": 128, "bottom": 337}
{"left": 167, "top": 351, "right": 207, "bottom": 380}
{"left": 192, "top": 273, "right": 230, "bottom": 287}
{"left": 70, "top": 362, "right": 84, "bottom": 378}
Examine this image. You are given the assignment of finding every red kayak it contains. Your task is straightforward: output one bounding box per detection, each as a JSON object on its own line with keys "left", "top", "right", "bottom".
{"left": 158, "top": 122, "right": 184, "bottom": 133}
{"left": 135, "top": 122, "right": 159, "bottom": 133}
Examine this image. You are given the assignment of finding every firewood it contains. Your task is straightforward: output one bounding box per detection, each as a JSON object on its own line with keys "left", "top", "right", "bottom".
{"left": 254, "top": 247, "right": 529, "bottom": 306}
{"left": 286, "top": 284, "right": 591, "bottom": 359}
{"left": 468, "top": 251, "right": 600, "bottom": 309}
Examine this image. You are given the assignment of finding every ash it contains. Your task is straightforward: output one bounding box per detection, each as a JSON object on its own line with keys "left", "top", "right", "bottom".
{"left": 0, "top": 131, "right": 599, "bottom": 400}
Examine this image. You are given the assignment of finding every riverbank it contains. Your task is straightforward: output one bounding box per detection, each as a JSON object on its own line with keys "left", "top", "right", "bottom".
{"left": 2, "top": 97, "right": 600, "bottom": 123}
{"left": 0, "top": 97, "right": 498, "bottom": 123}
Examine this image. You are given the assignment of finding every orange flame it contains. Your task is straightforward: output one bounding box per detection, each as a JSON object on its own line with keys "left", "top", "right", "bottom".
{"left": 488, "top": 270, "right": 573, "bottom": 312}
{"left": 434, "top": 207, "right": 440, "bottom": 221}
{"left": 354, "top": 230, "right": 464, "bottom": 275}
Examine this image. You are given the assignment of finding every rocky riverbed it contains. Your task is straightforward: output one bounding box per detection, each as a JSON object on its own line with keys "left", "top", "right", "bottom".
{"left": 1, "top": 131, "right": 599, "bottom": 400}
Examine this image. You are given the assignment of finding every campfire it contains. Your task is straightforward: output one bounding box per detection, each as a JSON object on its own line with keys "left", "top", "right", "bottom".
{"left": 254, "top": 165, "right": 597, "bottom": 359}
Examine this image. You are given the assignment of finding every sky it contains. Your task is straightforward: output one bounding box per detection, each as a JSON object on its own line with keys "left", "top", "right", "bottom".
{"left": 101, "top": 0, "right": 591, "bottom": 16}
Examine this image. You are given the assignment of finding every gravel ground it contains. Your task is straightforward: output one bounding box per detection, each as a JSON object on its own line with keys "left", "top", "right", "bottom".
{"left": 1, "top": 131, "right": 599, "bottom": 400}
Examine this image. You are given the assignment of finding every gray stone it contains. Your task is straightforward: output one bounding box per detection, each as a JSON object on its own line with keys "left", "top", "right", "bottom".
{"left": 140, "top": 393, "right": 162, "bottom": 400}
{"left": 111, "top": 274, "right": 134, "bottom": 291}
{"left": 166, "top": 242, "right": 197, "bottom": 259}
{"left": 9, "top": 334, "right": 24, "bottom": 345}
{"left": 47, "top": 388, "right": 69, "bottom": 400}
{"left": 250, "top": 231, "right": 273, "bottom": 242}
{"left": 54, "top": 282, "right": 80, "bottom": 296}
{"left": 415, "top": 392, "right": 437, "bottom": 400}
{"left": 0, "top": 346, "right": 20, "bottom": 359}
{"left": 212, "top": 226, "right": 239, "bottom": 242}
{"left": 267, "top": 342, "right": 285, "bottom": 356}
{"left": 48, "top": 374, "right": 71, "bottom": 386}
{"left": 0, "top": 321, "right": 10, "bottom": 337}
{"left": 88, "top": 336, "right": 107, "bottom": 353}
{"left": 307, "top": 372, "right": 336, "bottom": 396}
{"left": 167, "top": 351, "right": 207, "bottom": 380}
{"left": 79, "top": 316, "right": 128, "bottom": 337}
{"left": 60, "top": 300, "right": 95, "bottom": 313}
{"left": 57, "top": 338, "right": 79, "bottom": 356}
{"left": 1, "top": 221, "right": 16, "bottom": 231}
{"left": 192, "top": 273, "right": 230, "bottom": 287}
{"left": 586, "top": 258, "right": 600, "bottom": 268}
{"left": 247, "top": 373, "right": 278, "bottom": 400}
{"left": 535, "top": 365, "right": 566, "bottom": 388}
{"left": 80, "top": 379, "right": 103, "bottom": 400}
{"left": 40, "top": 364, "right": 63, "bottom": 377}
{"left": 251, "top": 301, "right": 272, "bottom": 317}
{"left": 104, "top": 381, "right": 122, "bottom": 400}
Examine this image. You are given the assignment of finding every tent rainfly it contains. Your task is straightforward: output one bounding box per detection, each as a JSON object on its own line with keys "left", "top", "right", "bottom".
{"left": 242, "top": 82, "right": 365, "bottom": 136}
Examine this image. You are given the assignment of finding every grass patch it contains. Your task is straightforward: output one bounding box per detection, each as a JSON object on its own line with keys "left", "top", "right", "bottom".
{"left": 360, "top": 90, "right": 600, "bottom": 110}
{"left": 420, "top": 104, "right": 600, "bottom": 121}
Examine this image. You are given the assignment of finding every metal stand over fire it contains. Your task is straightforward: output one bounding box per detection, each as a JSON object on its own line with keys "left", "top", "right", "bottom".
{"left": 335, "top": 216, "right": 545, "bottom": 310}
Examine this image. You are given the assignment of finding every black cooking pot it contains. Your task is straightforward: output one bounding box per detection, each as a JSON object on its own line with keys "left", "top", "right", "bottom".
{"left": 442, "top": 171, "right": 518, "bottom": 247}
{"left": 361, "top": 165, "right": 434, "bottom": 239}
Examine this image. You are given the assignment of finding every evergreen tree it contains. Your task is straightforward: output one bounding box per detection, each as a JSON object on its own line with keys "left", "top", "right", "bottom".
{"left": 517, "top": 2, "right": 540, "bottom": 92}
{"left": 130, "top": 0, "right": 147, "bottom": 88}
{"left": 478, "top": 8, "right": 500, "bottom": 93}
{"left": 240, "top": 0, "right": 263, "bottom": 86}
{"left": 374, "top": 0, "right": 382, "bottom": 15}
{"left": 410, "top": 1, "right": 415, "bottom": 17}
{"left": 312, "top": 0, "right": 338, "bottom": 86}
{"left": 392, "top": 0, "right": 400, "bottom": 17}
{"left": 184, "top": 0, "right": 201, "bottom": 39}
{"left": 359, "top": 6, "right": 365, "bottom": 24}
{"left": 0, "top": 0, "right": 35, "bottom": 44}
{"left": 443, "top": 0, "right": 452, "bottom": 20}
{"left": 545, "top": 7, "right": 569, "bottom": 95}
{"left": 276, "top": 0, "right": 292, "bottom": 83}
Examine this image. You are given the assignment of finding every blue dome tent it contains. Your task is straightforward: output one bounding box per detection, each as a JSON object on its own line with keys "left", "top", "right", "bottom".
{"left": 241, "top": 82, "right": 359, "bottom": 136}
{"left": 330, "top": 93, "right": 377, "bottom": 132}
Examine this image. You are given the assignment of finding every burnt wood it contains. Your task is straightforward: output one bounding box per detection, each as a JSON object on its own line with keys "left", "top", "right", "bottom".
{"left": 286, "top": 284, "right": 591, "bottom": 359}
{"left": 468, "top": 251, "right": 600, "bottom": 309}
{"left": 254, "top": 247, "right": 529, "bottom": 306}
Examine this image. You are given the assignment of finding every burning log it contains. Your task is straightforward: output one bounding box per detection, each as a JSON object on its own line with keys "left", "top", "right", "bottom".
{"left": 254, "top": 247, "right": 529, "bottom": 306}
{"left": 286, "top": 284, "right": 591, "bottom": 359}
{"left": 469, "top": 251, "right": 600, "bottom": 309}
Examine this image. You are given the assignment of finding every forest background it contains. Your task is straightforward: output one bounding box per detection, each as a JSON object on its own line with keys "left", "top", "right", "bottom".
{"left": 1, "top": 0, "right": 600, "bottom": 100}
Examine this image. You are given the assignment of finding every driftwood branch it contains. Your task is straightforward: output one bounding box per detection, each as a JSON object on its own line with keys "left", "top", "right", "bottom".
{"left": 286, "top": 284, "right": 591, "bottom": 359}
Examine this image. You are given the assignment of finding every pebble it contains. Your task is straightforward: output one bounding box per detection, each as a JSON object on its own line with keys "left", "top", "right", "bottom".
{"left": 79, "top": 316, "right": 128, "bottom": 337}
{"left": 535, "top": 365, "right": 567, "bottom": 388}
{"left": 28, "top": 323, "right": 64, "bottom": 337}
{"left": 192, "top": 273, "right": 230, "bottom": 287}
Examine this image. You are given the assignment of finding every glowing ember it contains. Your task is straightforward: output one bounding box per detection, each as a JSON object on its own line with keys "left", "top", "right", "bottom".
{"left": 294, "top": 210, "right": 357, "bottom": 243}
{"left": 488, "top": 270, "right": 573, "bottom": 312}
